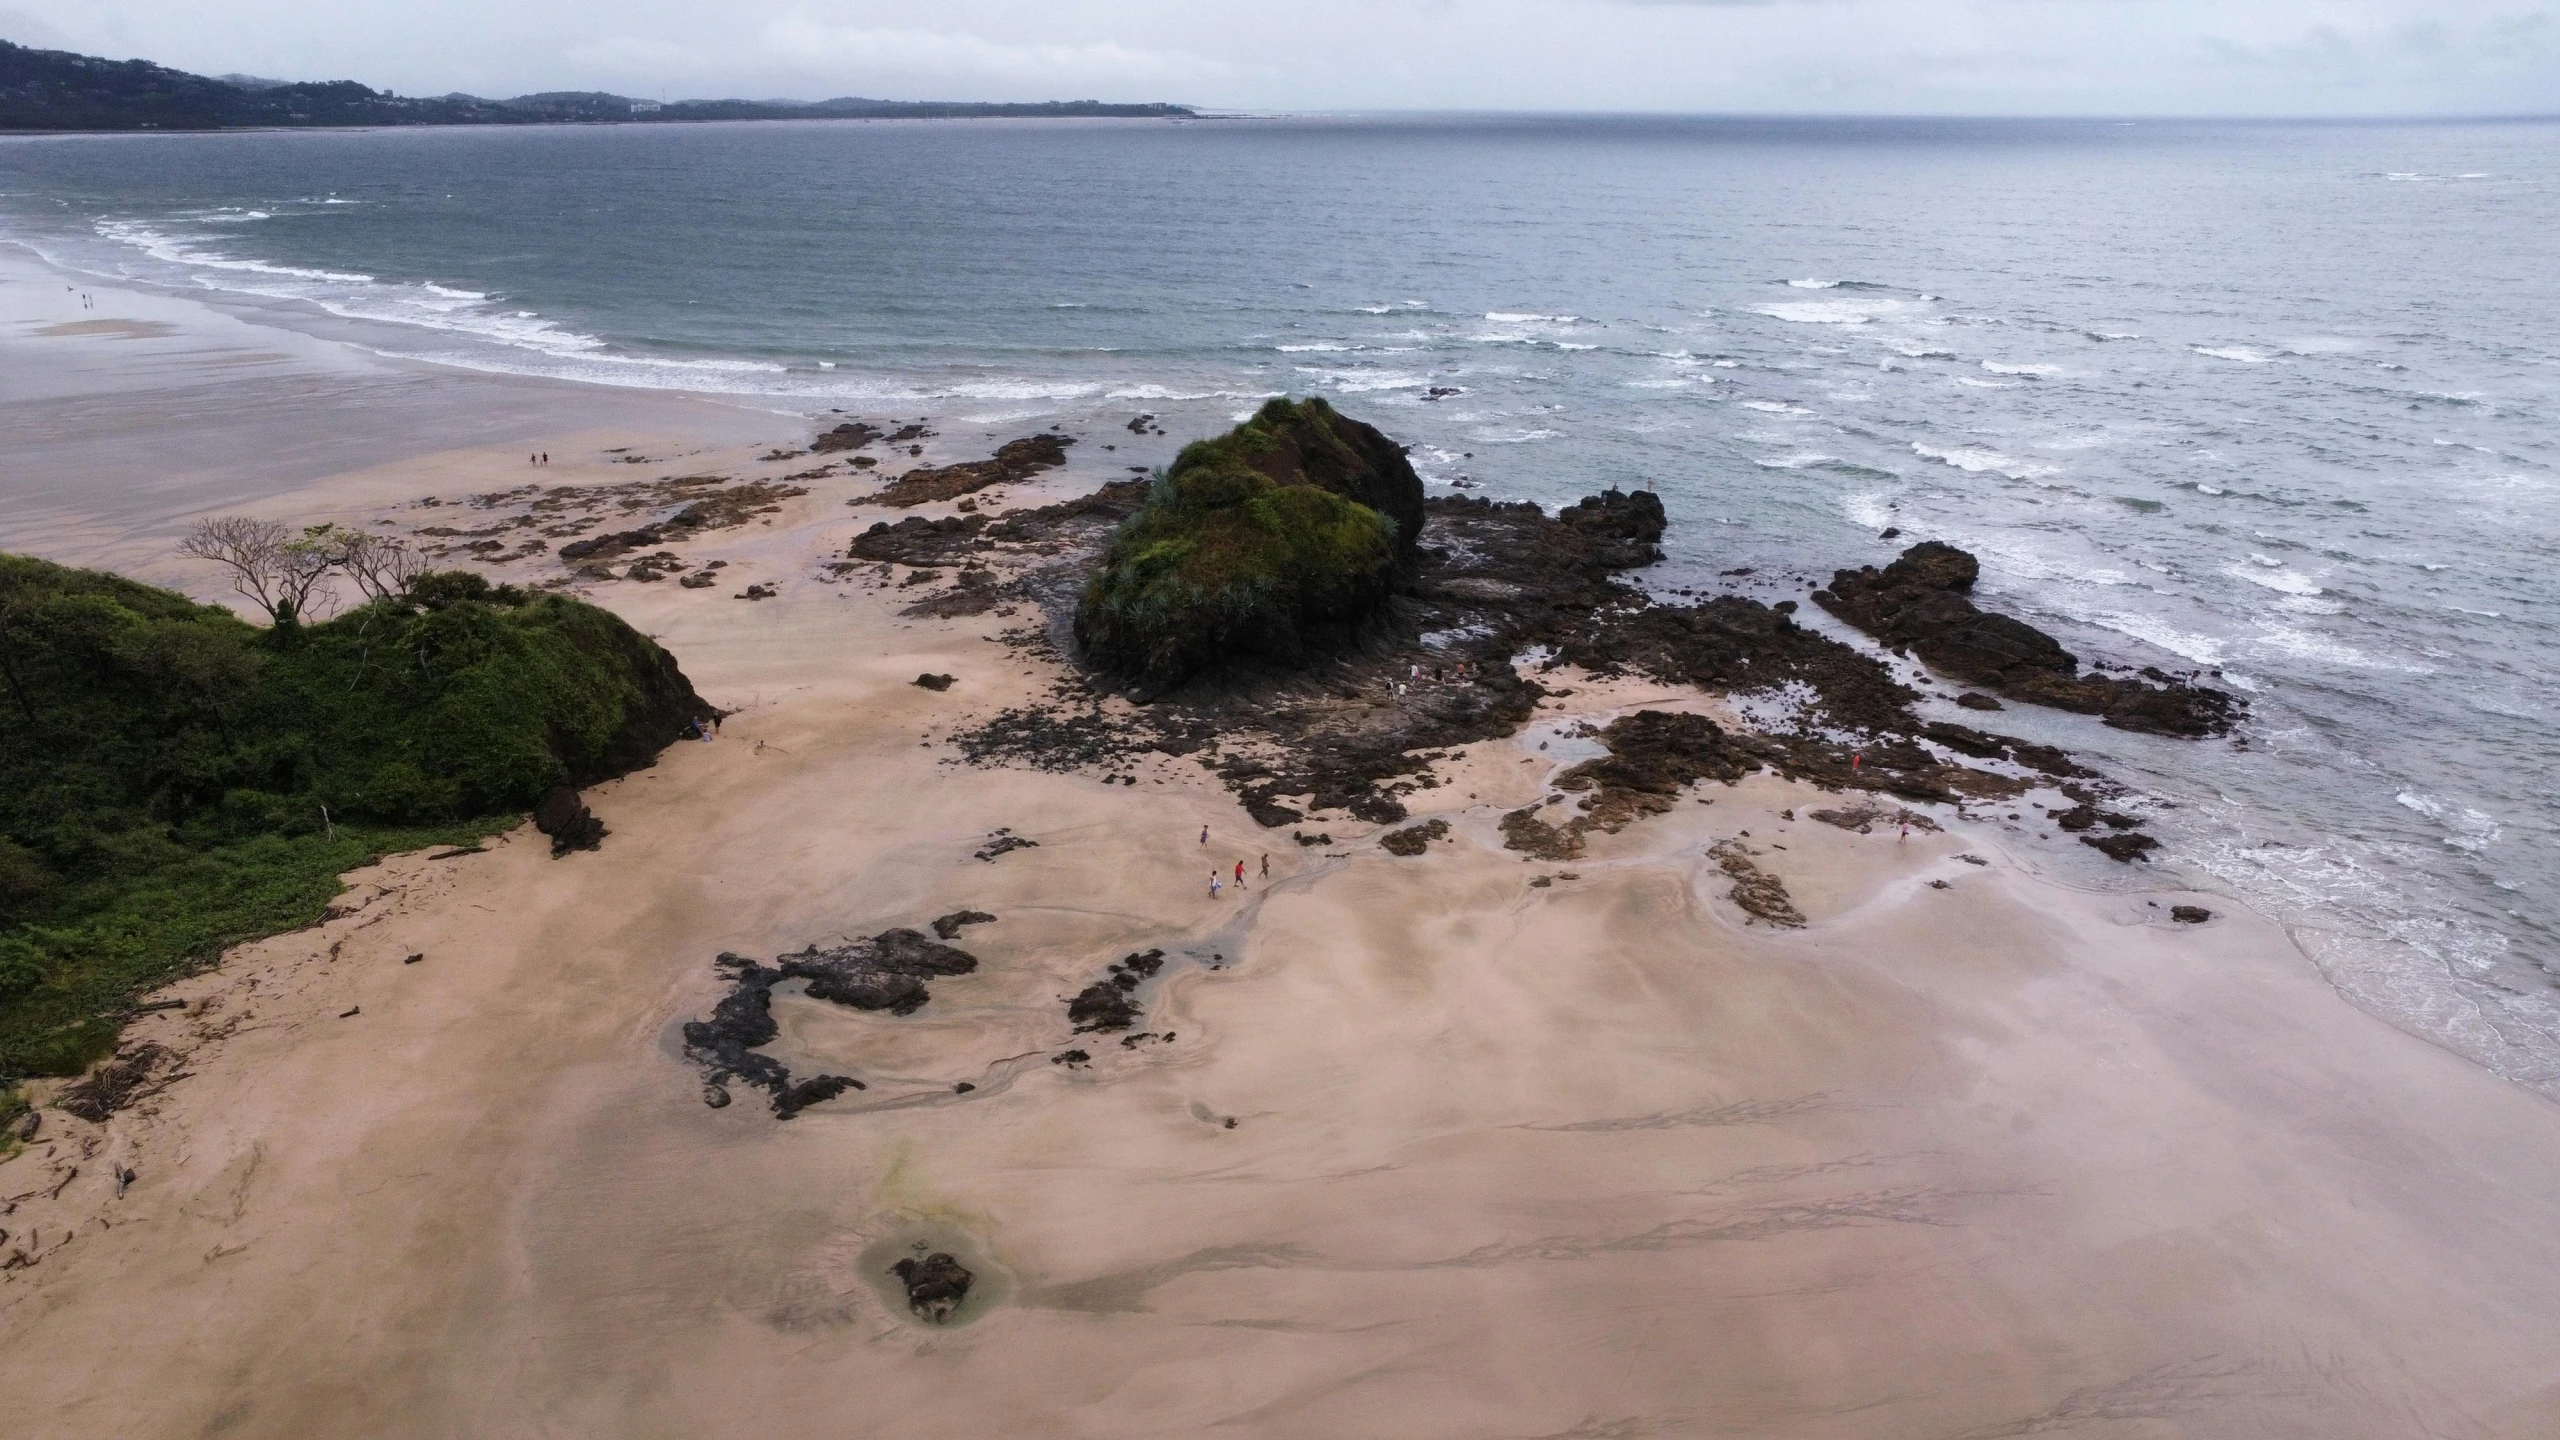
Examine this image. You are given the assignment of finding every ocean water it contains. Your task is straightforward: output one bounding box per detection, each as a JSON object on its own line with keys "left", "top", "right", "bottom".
{"left": 4, "top": 115, "right": 2557, "bottom": 1091}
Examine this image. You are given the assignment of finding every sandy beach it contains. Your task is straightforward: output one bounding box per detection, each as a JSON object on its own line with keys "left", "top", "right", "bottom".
{"left": 10, "top": 253, "right": 2560, "bottom": 1439}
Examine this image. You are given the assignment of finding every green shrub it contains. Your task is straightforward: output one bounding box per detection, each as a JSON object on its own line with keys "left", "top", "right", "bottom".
{"left": 1074, "top": 398, "right": 1420, "bottom": 686}
{"left": 0, "top": 555, "right": 704, "bottom": 1076}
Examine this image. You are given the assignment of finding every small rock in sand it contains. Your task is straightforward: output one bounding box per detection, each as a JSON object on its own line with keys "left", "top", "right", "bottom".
{"left": 891, "top": 1252, "right": 974, "bottom": 1322}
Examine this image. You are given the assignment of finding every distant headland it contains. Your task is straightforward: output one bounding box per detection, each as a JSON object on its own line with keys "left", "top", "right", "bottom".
{"left": 0, "top": 40, "right": 1196, "bottom": 132}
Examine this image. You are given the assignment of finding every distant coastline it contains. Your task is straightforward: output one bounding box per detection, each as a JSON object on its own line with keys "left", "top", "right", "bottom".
{"left": 0, "top": 40, "right": 1195, "bottom": 132}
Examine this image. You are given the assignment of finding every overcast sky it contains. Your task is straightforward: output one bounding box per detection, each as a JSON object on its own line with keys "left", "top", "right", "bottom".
{"left": 2, "top": 0, "right": 2552, "bottom": 116}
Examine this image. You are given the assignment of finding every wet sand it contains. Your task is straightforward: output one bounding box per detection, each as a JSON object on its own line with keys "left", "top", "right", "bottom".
{"left": 9, "top": 258, "right": 2560, "bottom": 1439}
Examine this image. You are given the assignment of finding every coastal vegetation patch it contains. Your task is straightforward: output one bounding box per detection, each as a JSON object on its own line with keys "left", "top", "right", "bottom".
{"left": 0, "top": 552, "right": 709, "bottom": 1083}
{"left": 1075, "top": 398, "right": 1422, "bottom": 688}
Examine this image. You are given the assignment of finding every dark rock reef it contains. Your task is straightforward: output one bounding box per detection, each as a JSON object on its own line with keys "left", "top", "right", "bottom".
{"left": 1379, "top": 818, "right": 1450, "bottom": 856}
{"left": 681, "top": 928, "right": 980, "bottom": 1116}
{"left": 1067, "top": 949, "right": 1166, "bottom": 1033}
{"left": 876, "top": 434, "right": 1073, "bottom": 507}
{"left": 1074, "top": 398, "right": 1423, "bottom": 689}
{"left": 1815, "top": 541, "right": 2239, "bottom": 737}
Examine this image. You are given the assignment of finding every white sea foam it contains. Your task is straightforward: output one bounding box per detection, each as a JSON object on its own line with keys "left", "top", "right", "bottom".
{"left": 1983, "top": 361, "right": 2061, "bottom": 377}
{"left": 1274, "top": 342, "right": 1350, "bottom": 352}
{"left": 2253, "top": 625, "right": 2430, "bottom": 673}
{"left": 1755, "top": 452, "right": 1838, "bottom": 469}
{"left": 2194, "top": 345, "right": 2278, "bottom": 363}
{"left": 1484, "top": 312, "right": 1578, "bottom": 323}
{"left": 1753, "top": 297, "right": 1916, "bottom": 325}
{"left": 1841, "top": 491, "right": 1898, "bottom": 530}
{"left": 1736, "top": 399, "right": 1810, "bottom": 414}
{"left": 2077, "top": 611, "right": 2229, "bottom": 665}
{"left": 1472, "top": 427, "right": 1562, "bottom": 444}
{"left": 1786, "top": 278, "right": 1840, "bottom": 289}
{"left": 1293, "top": 366, "right": 1428, "bottom": 393}
{"left": 1912, "top": 444, "right": 2055, "bottom": 479}
{"left": 1954, "top": 377, "right": 2019, "bottom": 389}
{"left": 2229, "top": 560, "right": 2324, "bottom": 596}
{"left": 2398, "top": 792, "right": 2501, "bottom": 852}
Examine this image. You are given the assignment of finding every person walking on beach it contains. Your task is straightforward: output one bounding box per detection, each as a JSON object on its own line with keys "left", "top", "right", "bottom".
{"left": 1235, "top": 859, "right": 1247, "bottom": 889}
{"left": 1260, "top": 854, "right": 1269, "bottom": 880}
{"left": 1200, "top": 825, "right": 1209, "bottom": 845}
{"left": 1210, "top": 872, "right": 1222, "bottom": 898}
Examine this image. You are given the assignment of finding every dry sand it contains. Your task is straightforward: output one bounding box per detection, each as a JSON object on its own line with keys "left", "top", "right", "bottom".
{"left": 9, "top": 259, "right": 2560, "bottom": 1439}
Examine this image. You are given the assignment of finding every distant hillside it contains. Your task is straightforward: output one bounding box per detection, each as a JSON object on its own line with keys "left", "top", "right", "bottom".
{"left": 0, "top": 41, "right": 1195, "bottom": 131}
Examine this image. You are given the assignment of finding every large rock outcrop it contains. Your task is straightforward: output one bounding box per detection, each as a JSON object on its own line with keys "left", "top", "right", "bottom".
{"left": 1074, "top": 398, "right": 1424, "bottom": 688}
{"left": 1814, "top": 542, "right": 2238, "bottom": 737}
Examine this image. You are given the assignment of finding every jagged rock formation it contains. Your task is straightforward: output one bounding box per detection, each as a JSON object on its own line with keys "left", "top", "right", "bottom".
{"left": 681, "top": 929, "right": 980, "bottom": 1115}
{"left": 1814, "top": 542, "right": 2238, "bottom": 737}
{"left": 1074, "top": 398, "right": 1423, "bottom": 688}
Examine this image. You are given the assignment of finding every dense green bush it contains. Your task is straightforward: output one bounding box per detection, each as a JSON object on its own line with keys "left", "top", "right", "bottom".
{"left": 0, "top": 556, "right": 706, "bottom": 1078}
{"left": 1074, "top": 398, "right": 1422, "bottom": 686}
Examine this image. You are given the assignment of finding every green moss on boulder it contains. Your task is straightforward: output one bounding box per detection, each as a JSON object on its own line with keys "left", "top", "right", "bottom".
{"left": 1074, "top": 398, "right": 1424, "bottom": 686}
{"left": 0, "top": 556, "right": 711, "bottom": 1077}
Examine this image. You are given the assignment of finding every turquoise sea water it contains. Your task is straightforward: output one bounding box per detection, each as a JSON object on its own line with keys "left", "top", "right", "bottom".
{"left": 4, "top": 115, "right": 2557, "bottom": 1088}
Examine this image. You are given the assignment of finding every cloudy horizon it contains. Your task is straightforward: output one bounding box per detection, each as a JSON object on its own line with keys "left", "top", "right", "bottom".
{"left": 2, "top": 0, "right": 2553, "bottom": 118}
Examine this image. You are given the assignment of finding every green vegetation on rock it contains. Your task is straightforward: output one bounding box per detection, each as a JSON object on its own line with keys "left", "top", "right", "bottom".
{"left": 0, "top": 556, "right": 708, "bottom": 1080}
{"left": 1074, "top": 398, "right": 1425, "bottom": 687}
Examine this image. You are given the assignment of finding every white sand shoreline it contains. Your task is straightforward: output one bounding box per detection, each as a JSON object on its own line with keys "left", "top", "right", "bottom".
{"left": 7, "top": 256, "right": 2560, "bottom": 1436}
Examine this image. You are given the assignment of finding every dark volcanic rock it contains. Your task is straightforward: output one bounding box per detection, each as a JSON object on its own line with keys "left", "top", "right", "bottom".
{"left": 849, "top": 514, "right": 989, "bottom": 567}
{"left": 1815, "top": 542, "right": 2239, "bottom": 737}
{"left": 679, "top": 953, "right": 864, "bottom": 1118}
{"left": 1555, "top": 488, "right": 1666, "bottom": 568}
{"left": 2172, "top": 904, "right": 2213, "bottom": 923}
{"left": 681, "top": 930, "right": 979, "bottom": 1114}
{"left": 931, "top": 909, "right": 996, "bottom": 940}
{"left": 532, "top": 786, "right": 606, "bottom": 855}
{"left": 1710, "top": 839, "right": 1805, "bottom": 927}
{"left": 973, "top": 830, "right": 1038, "bottom": 862}
{"left": 1379, "top": 818, "right": 1449, "bottom": 855}
{"left": 2082, "top": 832, "right": 2160, "bottom": 863}
{"left": 1068, "top": 949, "right": 1165, "bottom": 1032}
{"left": 811, "top": 421, "right": 883, "bottom": 453}
{"left": 877, "top": 433, "right": 1074, "bottom": 506}
{"left": 891, "top": 1252, "right": 974, "bottom": 1322}
{"left": 779, "top": 929, "right": 979, "bottom": 1016}
{"left": 915, "top": 672, "right": 956, "bottom": 691}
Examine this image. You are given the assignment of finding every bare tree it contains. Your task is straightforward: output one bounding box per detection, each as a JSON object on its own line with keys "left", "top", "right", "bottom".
{"left": 339, "top": 530, "right": 430, "bottom": 603}
{"left": 274, "top": 526, "right": 343, "bottom": 623}
{"left": 177, "top": 517, "right": 341, "bottom": 626}
{"left": 178, "top": 517, "right": 290, "bottom": 623}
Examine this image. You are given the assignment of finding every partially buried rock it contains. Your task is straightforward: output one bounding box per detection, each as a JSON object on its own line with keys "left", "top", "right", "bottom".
{"left": 1379, "top": 818, "right": 1449, "bottom": 856}
{"left": 2171, "top": 904, "right": 2213, "bottom": 924}
{"left": 931, "top": 908, "right": 996, "bottom": 940}
{"left": 914, "top": 672, "right": 955, "bottom": 691}
{"left": 891, "top": 1252, "right": 974, "bottom": 1322}
{"left": 2082, "top": 832, "right": 2160, "bottom": 863}
{"left": 1068, "top": 949, "right": 1165, "bottom": 1032}
{"left": 533, "top": 786, "right": 606, "bottom": 856}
